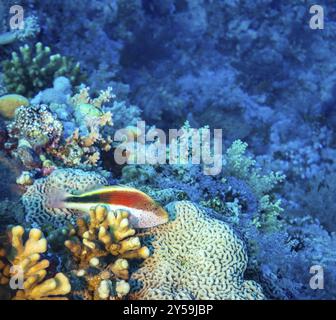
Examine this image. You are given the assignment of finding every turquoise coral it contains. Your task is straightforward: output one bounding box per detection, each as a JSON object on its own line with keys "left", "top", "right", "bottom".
{"left": 224, "top": 140, "right": 285, "bottom": 231}
{"left": 225, "top": 140, "right": 285, "bottom": 196}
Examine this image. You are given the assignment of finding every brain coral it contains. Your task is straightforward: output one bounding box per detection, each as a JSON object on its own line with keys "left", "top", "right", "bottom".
{"left": 22, "top": 169, "right": 108, "bottom": 227}
{"left": 129, "top": 201, "right": 265, "bottom": 300}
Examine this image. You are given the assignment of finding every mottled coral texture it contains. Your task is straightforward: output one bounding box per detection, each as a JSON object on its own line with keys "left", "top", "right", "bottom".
{"left": 130, "top": 201, "right": 265, "bottom": 300}
{"left": 8, "top": 104, "right": 63, "bottom": 149}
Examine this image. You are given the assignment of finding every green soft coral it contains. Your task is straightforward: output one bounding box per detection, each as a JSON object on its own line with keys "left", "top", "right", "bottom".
{"left": 225, "top": 140, "right": 285, "bottom": 196}
{"left": 225, "top": 140, "right": 285, "bottom": 231}
{"left": 253, "top": 195, "right": 284, "bottom": 232}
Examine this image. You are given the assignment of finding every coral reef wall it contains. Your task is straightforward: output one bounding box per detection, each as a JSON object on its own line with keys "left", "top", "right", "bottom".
{"left": 0, "top": 0, "right": 335, "bottom": 300}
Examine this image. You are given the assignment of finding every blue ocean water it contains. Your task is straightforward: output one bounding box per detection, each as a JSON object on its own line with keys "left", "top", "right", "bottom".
{"left": 0, "top": 1, "right": 335, "bottom": 300}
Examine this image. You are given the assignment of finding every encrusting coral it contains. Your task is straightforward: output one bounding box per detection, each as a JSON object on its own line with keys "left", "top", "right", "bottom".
{"left": 0, "top": 94, "right": 29, "bottom": 119}
{"left": 1, "top": 225, "right": 71, "bottom": 300}
{"left": 129, "top": 201, "right": 265, "bottom": 300}
{"left": 22, "top": 168, "right": 108, "bottom": 227}
{"left": 65, "top": 205, "right": 149, "bottom": 300}
{"left": 2, "top": 42, "right": 86, "bottom": 97}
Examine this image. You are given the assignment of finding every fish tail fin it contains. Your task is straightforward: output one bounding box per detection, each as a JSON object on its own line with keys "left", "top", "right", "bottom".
{"left": 46, "top": 189, "right": 72, "bottom": 209}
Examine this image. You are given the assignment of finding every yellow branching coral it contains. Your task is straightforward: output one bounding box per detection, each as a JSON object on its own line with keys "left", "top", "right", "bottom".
{"left": 85, "top": 152, "right": 101, "bottom": 166}
{"left": 99, "top": 111, "right": 113, "bottom": 126}
{"left": 3, "top": 226, "right": 71, "bottom": 300}
{"left": 65, "top": 205, "right": 149, "bottom": 300}
{"left": 82, "top": 131, "right": 100, "bottom": 147}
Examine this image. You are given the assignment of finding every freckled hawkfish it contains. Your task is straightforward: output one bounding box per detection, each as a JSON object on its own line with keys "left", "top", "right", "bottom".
{"left": 47, "top": 186, "right": 169, "bottom": 228}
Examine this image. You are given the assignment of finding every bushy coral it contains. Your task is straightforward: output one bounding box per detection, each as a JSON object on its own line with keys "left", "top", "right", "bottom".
{"left": 31, "top": 76, "right": 72, "bottom": 106}
{"left": 4, "top": 84, "right": 120, "bottom": 171}
{"left": 121, "top": 137, "right": 285, "bottom": 233}
{"left": 224, "top": 140, "right": 285, "bottom": 196}
{"left": 246, "top": 217, "right": 336, "bottom": 300}
{"left": 46, "top": 86, "right": 114, "bottom": 168}
{"left": 0, "top": 2, "right": 40, "bottom": 46}
{"left": 288, "top": 173, "right": 336, "bottom": 232}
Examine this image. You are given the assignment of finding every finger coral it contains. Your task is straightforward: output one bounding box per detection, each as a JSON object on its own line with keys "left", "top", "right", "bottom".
{"left": 2, "top": 42, "right": 86, "bottom": 97}
{"left": 129, "top": 201, "right": 265, "bottom": 300}
{"left": 65, "top": 205, "right": 149, "bottom": 300}
{"left": 22, "top": 168, "right": 108, "bottom": 227}
{"left": 2, "top": 225, "right": 71, "bottom": 300}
